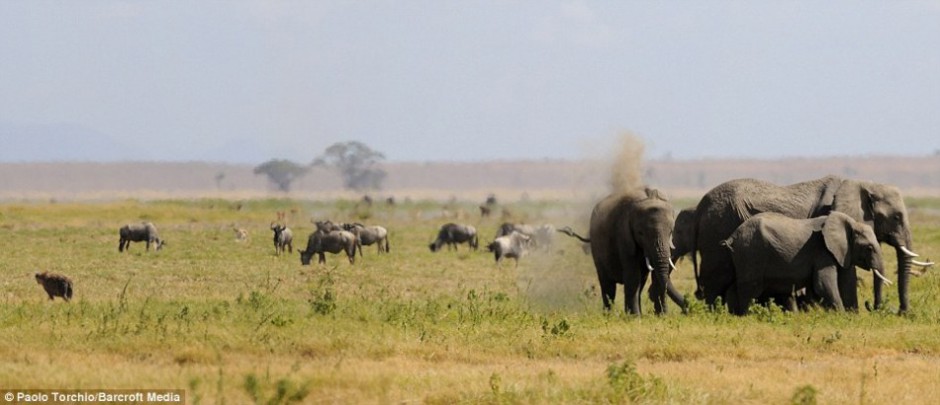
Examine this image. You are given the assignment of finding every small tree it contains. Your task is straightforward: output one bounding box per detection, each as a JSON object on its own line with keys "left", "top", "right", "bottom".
{"left": 253, "top": 159, "right": 308, "bottom": 193}
{"left": 312, "top": 141, "right": 387, "bottom": 191}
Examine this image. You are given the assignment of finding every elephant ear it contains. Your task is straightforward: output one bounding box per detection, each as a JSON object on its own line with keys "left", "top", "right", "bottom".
{"left": 858, "top": 182, "right": 880, "bottom": 224}
{"left": 822, "top": 213, "right": 852, "bottom": 269}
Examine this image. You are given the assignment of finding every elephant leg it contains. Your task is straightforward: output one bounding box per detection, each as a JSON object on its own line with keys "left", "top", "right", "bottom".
{"left": 815, "top": 265, "right": 845, "bottom": 311}
{"left": 838, "top": 266, "right": 859, "bottom": 312}
{"left": 627, "top": 269, "right": 647, "bottom": 315}
{"left": 700, "top": 258, "right": 734, "bottom": 309}
{"left": 599, "top": 278, "right": 616, "bottom": 311}
{"left": 725, "top": 282, "right": 760, "bottom": 316}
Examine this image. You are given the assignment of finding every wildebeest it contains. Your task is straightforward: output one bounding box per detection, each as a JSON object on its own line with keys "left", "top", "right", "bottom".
{"left": 312, "top": 219, "right": 343, "bottom": 234}
{"left": 119, "top": 222, "right": 164, "bottom": 252}
{"left": 429, "top": 223, "right": 479, "bottom": 252}
{"left": 300, "top": 230, "right": 360, "bottom": 265}
{"left": 342, "top": 223, "right": 390, "bottom": 254}
{"left": 270, "top": 223, "right": 293, "bottom": 255}
{"left": 533, "top": 224, "right": 556, "bottom": 250}
{"left": 35, "top": 271, "right": 73, "bottom": 302}
{"left": 495, "top": 223, "right": 536, "bottom": 239}
{"left": 487, "top": 231, "right": 531, "bottom": 266}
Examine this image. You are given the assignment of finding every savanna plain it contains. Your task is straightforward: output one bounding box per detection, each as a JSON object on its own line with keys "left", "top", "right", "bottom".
{"left": 1, "top": 197, "right": 940, "bottom": 404}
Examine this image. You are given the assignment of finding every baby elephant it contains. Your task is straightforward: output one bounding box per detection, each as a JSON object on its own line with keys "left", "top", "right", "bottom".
{"left": 721, "top": 212, "right": 889, "bottom": 315}
{"left": 35, "top": 272, "right": 73, "bottom": 302}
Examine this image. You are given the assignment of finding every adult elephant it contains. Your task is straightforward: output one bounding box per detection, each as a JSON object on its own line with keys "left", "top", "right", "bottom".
{"left": 693, "top": 175, "right": 932, "bottom": 313}
{"left": 590, "top": 187, "right": 686, "bottom": 315}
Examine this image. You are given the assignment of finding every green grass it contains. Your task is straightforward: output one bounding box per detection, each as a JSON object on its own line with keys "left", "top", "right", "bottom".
{"left": 1, "top": 198, "right": 939, "bottom": 404}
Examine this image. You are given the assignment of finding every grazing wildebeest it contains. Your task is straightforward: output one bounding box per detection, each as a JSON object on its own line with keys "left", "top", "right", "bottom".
{"left": 429, "top": 223, "right": 478, "bottom": 252}
{"left": 35, "top": 272, "right": 73, "bottom": 302}
{"left": 342, "top": 223, "right": 390, "bottom": 254}
{"left": 270, "top": 223, "right": 293, "bottom": 255}
{"left": 119, "top": 222, "right": 164, "bottom": 252}
{"left": 299, "top": 230, "right": 360, "bottom": 265}
{"left": 487, "top": 231, "right": 531, "bottom": 266}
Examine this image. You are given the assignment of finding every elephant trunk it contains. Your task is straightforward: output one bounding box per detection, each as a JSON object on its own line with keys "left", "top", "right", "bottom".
{"left": 896, "top": 247, "right": 912, "bottom": 313}
{"left": 647, "top": 240, "right": 674, "bottom": 315}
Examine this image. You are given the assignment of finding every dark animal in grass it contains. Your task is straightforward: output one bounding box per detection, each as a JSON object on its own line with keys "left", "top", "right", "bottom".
{"left": 118, "top": 222, "right": 164, "bottom": 252}
{"left": 429, "top": 223, "right": 478, "bottom": 252}
{"left": 300, "top": 230, "right": 360, "bottom": 265}
{"left": 270, "top": 223, "right": 293, "bottom": 255}
{"left": 35, "top": 272, "right": 73, "bottom": 302}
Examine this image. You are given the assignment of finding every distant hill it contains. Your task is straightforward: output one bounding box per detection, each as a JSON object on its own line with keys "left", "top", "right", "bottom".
{"left": 0, "top": 156, "right": 938, "bottom": 201}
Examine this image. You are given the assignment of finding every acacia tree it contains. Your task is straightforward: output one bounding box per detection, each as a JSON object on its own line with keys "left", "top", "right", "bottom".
{"left": 312, "top": 141, "right": 387, "bottom": 191}
{"left": 253, "top": 159, "right": 308, "bottom": 192}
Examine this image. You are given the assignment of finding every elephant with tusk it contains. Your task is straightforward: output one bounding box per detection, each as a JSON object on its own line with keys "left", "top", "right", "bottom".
{"left": 587, "top": 187, "right": 686, "bottom": 316}
{"left": 721, "top": 212, "right": 887, "bottom": 315}
{"left": 692, "top": 175, "right": 924, "bottom": 313}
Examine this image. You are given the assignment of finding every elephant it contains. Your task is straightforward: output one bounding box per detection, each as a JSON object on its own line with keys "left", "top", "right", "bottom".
{"left": 299, "top": 230, "right": 360, "bottom": 265}
{"left": 721, "top": 212, "right": 891, "bottom": 315}
{"left": 588, "top": 187, "right": 686, "bottom": 315}
{"left": 692, "top": 175, "right": 932, "bottom": 313}
{"left": 671, "top": 207, "right": 696, "bottom": 264}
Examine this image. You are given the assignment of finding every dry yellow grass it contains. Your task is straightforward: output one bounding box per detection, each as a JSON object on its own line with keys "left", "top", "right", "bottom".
{"left": 1, "top": 198, "right": 939, "bottom": 404}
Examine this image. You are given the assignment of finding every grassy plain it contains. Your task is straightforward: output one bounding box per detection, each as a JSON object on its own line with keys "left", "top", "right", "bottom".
{"left": 0, "top": 197, "right": 939, "bottom": 404}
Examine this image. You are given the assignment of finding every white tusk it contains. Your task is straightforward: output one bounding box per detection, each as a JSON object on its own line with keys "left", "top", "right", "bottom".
{"left": 645, "top": 258, "right": 654, "bottom": 271}
{"left": 668, "top": 257, "right": 677, "bottom": 271}
{"left": 872, "top": 269, "right": 893, "bottom": 286}
{"left": 912, "top": 259, "right": 935, "bottom": 268}
{"left": 899, "top": 246, "right": 919, "bottom": 258}
{"left": 670, "top": 239, "right": 676, "bottom": 250}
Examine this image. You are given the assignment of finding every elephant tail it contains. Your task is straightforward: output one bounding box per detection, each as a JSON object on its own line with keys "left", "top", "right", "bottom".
{"left": 557, "top": 226, "right": 590, "bottom": 243}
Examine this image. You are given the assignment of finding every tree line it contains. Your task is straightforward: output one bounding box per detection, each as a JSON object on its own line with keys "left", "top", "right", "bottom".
{"left": 253, "top": 141, "right": 387, "bottom": 193}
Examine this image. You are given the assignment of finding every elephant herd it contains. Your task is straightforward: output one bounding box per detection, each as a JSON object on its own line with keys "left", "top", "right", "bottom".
{"left": 565, "top": 175, "right": 934, "bottom": 316}
{"left": 110, "top": 174, "right": 934, "bottom": 316}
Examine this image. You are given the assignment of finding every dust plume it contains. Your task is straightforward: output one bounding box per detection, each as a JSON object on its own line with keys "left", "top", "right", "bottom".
{"left": 607, "top": 131, "right": 646, "bottom": 195}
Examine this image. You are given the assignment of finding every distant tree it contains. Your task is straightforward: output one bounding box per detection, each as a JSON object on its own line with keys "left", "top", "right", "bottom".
{"left": 253, "top": 159, "right": 308, "bottom": 193}
{"left": 312, "top": 141, "right": 387, "bottom": 191}
{"left": 214, "top": 172, "right": 226, "bottom": 190}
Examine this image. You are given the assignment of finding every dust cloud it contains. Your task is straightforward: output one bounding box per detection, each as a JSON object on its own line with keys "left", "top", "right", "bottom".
{"left": 607, "top": 131, "right": 646, "bottom": 195}
{"left": 514, "top": 132, "right": 651, "bottom": 314}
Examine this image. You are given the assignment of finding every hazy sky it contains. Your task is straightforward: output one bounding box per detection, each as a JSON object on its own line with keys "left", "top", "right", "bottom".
{"left": 1, "top": 1, "right": 938, "bottom": 163}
